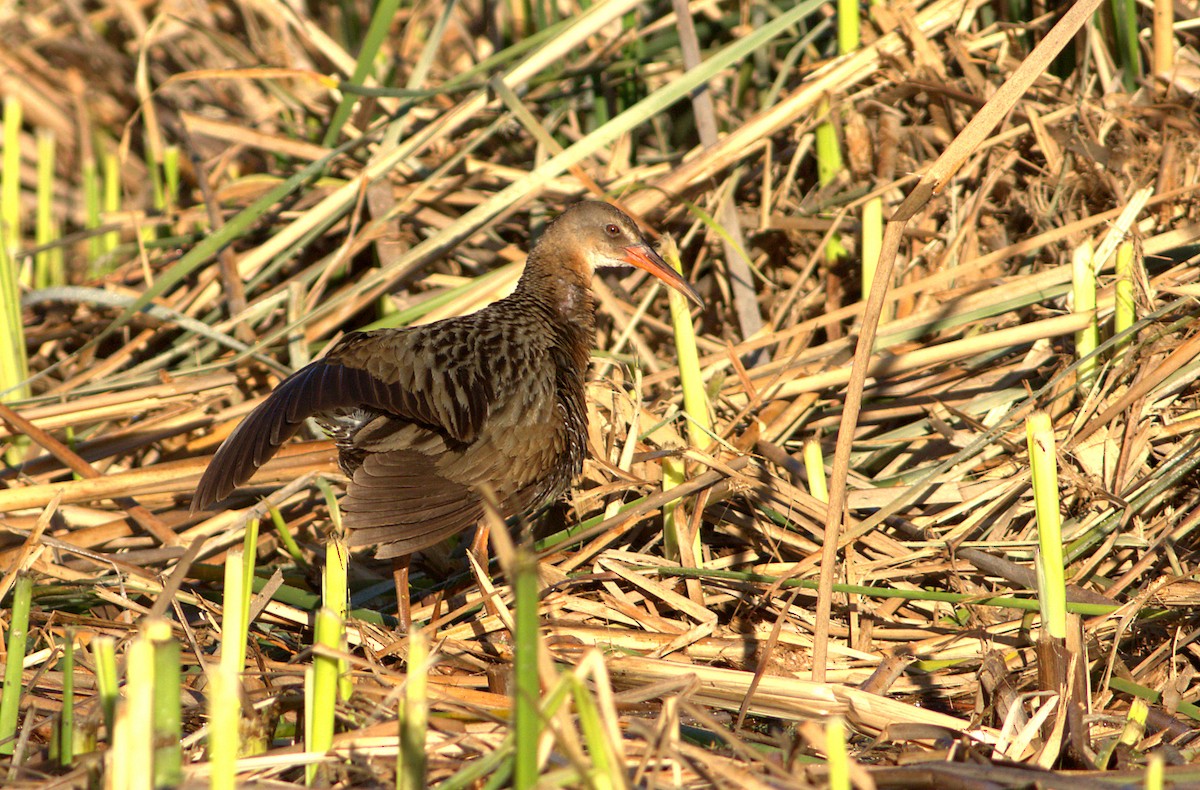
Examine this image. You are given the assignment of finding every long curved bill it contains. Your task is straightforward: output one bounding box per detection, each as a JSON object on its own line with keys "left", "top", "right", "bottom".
{"left": 623, "top": 244, "right": 704, "bottom": 307}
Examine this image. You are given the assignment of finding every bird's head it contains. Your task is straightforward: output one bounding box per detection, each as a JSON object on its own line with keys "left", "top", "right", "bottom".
{"left": 547, "top": 201, "right": 704, "bottom": 307}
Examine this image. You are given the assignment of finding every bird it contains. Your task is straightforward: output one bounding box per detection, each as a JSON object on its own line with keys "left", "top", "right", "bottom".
{"left": 192, "top": 201, "right": 702, "bottom": 627}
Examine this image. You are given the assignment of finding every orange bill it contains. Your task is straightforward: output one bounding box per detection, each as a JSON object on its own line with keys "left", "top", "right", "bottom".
{"left": 623, "top": 244, "right": 704, "bottom": 307}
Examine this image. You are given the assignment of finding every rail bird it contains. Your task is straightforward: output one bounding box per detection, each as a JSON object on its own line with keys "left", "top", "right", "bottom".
{"left": 193, "top": 201, "right": 702, "bottom": 626}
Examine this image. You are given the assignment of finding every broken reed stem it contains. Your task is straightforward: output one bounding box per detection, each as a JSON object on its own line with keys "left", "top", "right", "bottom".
{"left": 397, "top": 630, "right": 429, "bottom": 790}
{"left": 512, "top": 548, "right": 542, "bottom": 788}
{"left": 0, "top": 574, "right": 32, "bottom": 757}
{"left": 1114, "top": 240, "right": 1136, "bottom": 363}
{"left": 1027, "top": 411, "right": 1066, "bottom": 640}
{"left": 1072, "top": 239, "right": 1098, "bottom": 392}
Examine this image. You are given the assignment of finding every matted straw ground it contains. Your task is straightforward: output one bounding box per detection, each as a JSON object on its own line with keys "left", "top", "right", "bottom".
{"left": 3, "top": 0, "right": 1200, "bottom": 786}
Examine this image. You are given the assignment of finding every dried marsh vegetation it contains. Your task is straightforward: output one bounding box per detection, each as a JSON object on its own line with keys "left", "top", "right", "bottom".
{"left": 3, "top": 0, "right": 1200, "bottom": 786}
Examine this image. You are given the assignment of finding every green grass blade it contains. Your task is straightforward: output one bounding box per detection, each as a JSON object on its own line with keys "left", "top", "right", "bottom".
{"left": 1110, "top": 0, "right": 1142, "bottom": 91}
{"left": 571, "top": 677, "right": 616, "bottom": 790}
{"left": 0, "top": 574, "right": 33, "bottom": 756}
{"left": 656, "top": 566, "right": 1121, "bottom": 616}
{"left": 322, "top": 0, "right": 402, "bottom": 147}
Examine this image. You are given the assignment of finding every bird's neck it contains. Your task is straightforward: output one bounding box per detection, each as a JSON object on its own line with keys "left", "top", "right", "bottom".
{"left": 512, "top": 252, "right": 596, "bottom": 367}
{"left": 514, "top": 253, "right": 593, "bottom": 317}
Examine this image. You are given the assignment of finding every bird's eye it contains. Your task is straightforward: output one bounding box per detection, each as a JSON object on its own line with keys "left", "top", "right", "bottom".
{"left": 604, "top": 223, "right": 620, "bottom": 236}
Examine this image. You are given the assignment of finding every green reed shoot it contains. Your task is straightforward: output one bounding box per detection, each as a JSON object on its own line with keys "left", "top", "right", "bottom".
{"left": 1027, "top": 411, "right": 1066, "bottom": 639}
{"left": 0, "top": 574, "right": 33, "bottom": 756}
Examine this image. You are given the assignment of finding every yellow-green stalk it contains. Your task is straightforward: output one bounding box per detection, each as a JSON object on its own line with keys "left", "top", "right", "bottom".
{"left": 571, "top": 677, "right": 618, "bottom": 790}
{"left": 209, "top": 545, "right": 251, "bottom": 783}
{"left": 206, "top": 663, "right": 240, "bottom": 790}
{"left": 92, "top": 636, "right": 119, "bottom": 739}
{"left": 567, "top": 654, "right": 624, "bottom": 790}
{"left": 1120, "top": 697, "right": 1149, "bottom": 747}
{"left": 58, "top": 630, "right": 75, "bottom": 766}
{"left": 35, "top": 129, "right": 63, "bottom": 288}
{"left": 270, "top": 505, "right": 307, "bottom": 567}
{"left": 222, "top": 547, "right": 251, "bottom": 682}
{"left": 1072, "top": 239, "right": 1098, "bottom": 392}
{"left": 306, "top": 607, "right": 341, "bottom": 786}
{"left": 803, "top": 438, "right": 829, "bottom": 503}
{"left": 1097, "top": 696, "right": 1147, "bottom": 768}
{"left": 571, "top": 653, "right": 623, "bottom": 790}
{"left": 512, "top": 548, "right": 541, "bottom": 789}
{"left": 837, "top": 0, "right": 861, "bottom": 53}
{"left": 661, "top": 444, "right": 688, "bottom": 564}
{"left": 318, "top": 478, "right": 344, "bottom": 532}
{"left": 817, "top": 0, "right": 854, "bottom": 273}
{"left": 0, "top": 574, "right": 32, "bottom": 756}
{"left": 825, "top": 717, "right": 850, "bottom": 790}
{"left": 662, "top": 238, "right": 707, "bottom": 567}
{"left": 144, "top": 134, "right": 165, "bottom": 222}
{"left": 1146, "top": 752, "right": 1164, "bottom": 790}
{"left": 1114, "top": 240, "right": 1136, "bottom": 363}
{"left": 815, "top": 98, "right": 842, "bottom": 192}
{"left": 663, "top": 237, "right": 710, "bottom": 446}
{"left": 1111, "top": 0, "right": 1142, "bottom": 92}
{"left": 815, "top": 106, "right": 848, "bottom": 268}
{"left": 323, "top": 536, "right": 352, "bottom": 702}
{"left": 2, "top": 97, "right": 21, "bottom": 261}
{"left": 0, "top": 98, "right": 29, "bottom": 408}
{"left": 861, "top": 195, "right": 884, "bottom": 318}
{"left": 397, "top": 630, "right": 429, "bottom": 790}
{"left": 118, "top": 624, "right": 155, "bottom": 789}
{"left": 236, "top": 519, "right": 259, "bottom": 673}
{"left": 163, "top": 145, "right": 180, "bottom": 214}
{"left": 102, "top": 149, "right": 120, "bottom": 255}
{"left": 82, "top": 140, "right": 102, "bottom": 263}
{"left": 1026, "top": 411, "right": 1066, "bottom": 640}
{"left": 148, "top": 619, "right": 182, "bottom": 788}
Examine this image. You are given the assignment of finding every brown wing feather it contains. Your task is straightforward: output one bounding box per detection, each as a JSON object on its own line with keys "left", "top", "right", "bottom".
{"left": 341, "top": 450, "right": 485, "bottom": 558}
{"left": 192, "top": 328, "right": 495, "bottom": 511}
{"left": 332, "top": 328, "right": 495, "bottom": 444}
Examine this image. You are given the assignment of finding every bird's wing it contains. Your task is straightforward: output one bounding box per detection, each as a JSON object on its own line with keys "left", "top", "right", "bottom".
{"left": 333, "top": 329, "right": 495, "bottom": 447}
{"left": 340, "top": 450, "right": 486, "bottom": 558}
{"left": 192, "top": 329, "right": 495, "bottom": 511}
